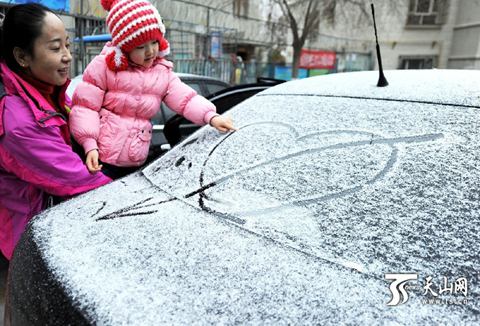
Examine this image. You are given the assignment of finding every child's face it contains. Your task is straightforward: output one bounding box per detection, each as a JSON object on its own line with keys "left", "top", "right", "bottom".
{"left": 128, "top": 40, "right": 159, "bottom": 68}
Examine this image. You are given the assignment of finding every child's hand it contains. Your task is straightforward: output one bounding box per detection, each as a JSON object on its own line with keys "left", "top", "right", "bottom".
{"left": 210, "top": 115, "right": 237, "bottom": 133}
{"left": 86, "top": 149, "right": 103, "bottom": 173}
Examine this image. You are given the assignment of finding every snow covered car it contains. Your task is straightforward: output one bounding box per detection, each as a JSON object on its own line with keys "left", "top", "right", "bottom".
{"left": 7, "top": 70, "right": 480, "bottom": 325}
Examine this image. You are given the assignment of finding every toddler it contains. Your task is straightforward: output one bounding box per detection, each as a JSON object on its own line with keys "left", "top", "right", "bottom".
{"left": 70, "top": 0, "right": 235, "bottom": 179}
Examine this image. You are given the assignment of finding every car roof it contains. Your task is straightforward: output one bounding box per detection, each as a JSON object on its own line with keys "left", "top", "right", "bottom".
{"left": 17, "top": 69, "right": 480, "bottom": 324}
{"left": 262, "top": 69, "right": 480, "bottom": 107}
{"left": 175, "top": 72, "right": 229, "bottom": 84}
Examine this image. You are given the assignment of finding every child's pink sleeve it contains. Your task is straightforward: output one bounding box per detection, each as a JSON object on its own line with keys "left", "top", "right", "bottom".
{"left": 69, "top": 56, "right": 108, "bottom": 154}
{"left": 162, "top": 70, "right": 217, "bottom": 125}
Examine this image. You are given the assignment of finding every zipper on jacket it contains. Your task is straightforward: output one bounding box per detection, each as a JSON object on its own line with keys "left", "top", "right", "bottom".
{"left": 16, "top": 80, "right": 67, "bottom": 124}
{"left": 38, "top": 109, "right": 67, "bottom": 124}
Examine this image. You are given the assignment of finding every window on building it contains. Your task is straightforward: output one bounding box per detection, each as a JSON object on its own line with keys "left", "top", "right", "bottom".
{"left": 233, "top": 0, "right": 249, "bottom": 17}
{"left": 399, "top": 56, "right": 437, "bottom": 69}
{"left": 407, "top": 0, "right": 446, "bottom": 26}
{"left": 75, "top": 16, "right": 106, "bottom": 36}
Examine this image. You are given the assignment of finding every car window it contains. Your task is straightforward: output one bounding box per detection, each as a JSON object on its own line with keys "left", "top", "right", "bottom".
{"left": 151, "top": 104, "right": 176, "bottom": 125}
{"left": 162, "top": 85, "right": 276, "bottom": 147}
{"left": 183, "top": 81, "right": 202, "bottom": 94}
{"left": 205, "top": 82, "right": 228, "bottom": 95}
{"left": 153, "top": 79, "right": 228, "bottom": 127}
{"left": 152, "top": 78, "right": 221, "bottom": 125}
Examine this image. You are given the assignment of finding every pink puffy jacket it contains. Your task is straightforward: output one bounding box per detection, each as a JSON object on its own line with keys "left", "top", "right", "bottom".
{"left": 70, "top": 45, "right": 217, "bottom": 167}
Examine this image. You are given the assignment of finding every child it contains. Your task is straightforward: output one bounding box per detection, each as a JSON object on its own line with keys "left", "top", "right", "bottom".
{"left": 70, "top": 0, "right": 235, "bottom": 179}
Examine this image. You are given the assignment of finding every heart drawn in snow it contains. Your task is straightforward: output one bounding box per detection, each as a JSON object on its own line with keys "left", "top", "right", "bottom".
{"left": 193, "top": 122, "right": 443, "bottom": 218}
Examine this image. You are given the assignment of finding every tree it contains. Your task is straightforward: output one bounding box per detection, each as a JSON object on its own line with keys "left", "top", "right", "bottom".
{"left": 269, "top": 0, "right": 401, "bottom": 78}
{"left": 273, "top": 0, "right": 320, "bottom": 79}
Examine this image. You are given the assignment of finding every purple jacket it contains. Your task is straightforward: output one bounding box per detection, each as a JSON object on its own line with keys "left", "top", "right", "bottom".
{"left": 0, "top": 62, "right": 111, "bottom": 260}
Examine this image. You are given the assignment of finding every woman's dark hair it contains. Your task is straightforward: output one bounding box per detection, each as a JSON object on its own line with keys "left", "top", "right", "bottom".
{"left": 0, "top": 3, "right": 56, "bottom": 72}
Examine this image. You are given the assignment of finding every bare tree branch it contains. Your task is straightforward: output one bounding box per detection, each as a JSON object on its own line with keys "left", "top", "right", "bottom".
{"left": 278, "top": 0, "right": 300, "bottom": 42}
{"left": 266, "top": 0, "right": 402, "bottom": 78}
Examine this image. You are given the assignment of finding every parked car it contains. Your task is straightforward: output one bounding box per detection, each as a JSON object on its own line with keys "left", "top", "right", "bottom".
{"left": 7, "top": 70, "right": 480, "bottom": 325}
{"left": 151, "top": 72, "right": 231, "bottom": 132}
{"left": 67, "top": 73, "right": 282, "bottom": 161}
{"left": 66, "top": 72, "right": 230, "bottom": 117}
{"left": 163, "top": 77, "right": 285, "bottom": 147}
{"left": 66, "top": 72, "right": 230, "bottom": 152}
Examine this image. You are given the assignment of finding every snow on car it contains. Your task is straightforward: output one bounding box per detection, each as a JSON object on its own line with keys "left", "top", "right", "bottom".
{"left": 7, "top": 69, "right": 480, "bottom": 325}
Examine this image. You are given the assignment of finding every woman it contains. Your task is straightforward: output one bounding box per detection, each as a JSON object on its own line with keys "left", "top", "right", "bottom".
{"left": 0, "top": 3, "right": 111, "bottom": 260}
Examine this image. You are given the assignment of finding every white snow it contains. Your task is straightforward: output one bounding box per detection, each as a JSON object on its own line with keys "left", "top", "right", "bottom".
{"left": 261, "top": 69, "right": 480, "bottom": 107}
{"left": 29, "top": 70, "right": 480, "bottom": 324}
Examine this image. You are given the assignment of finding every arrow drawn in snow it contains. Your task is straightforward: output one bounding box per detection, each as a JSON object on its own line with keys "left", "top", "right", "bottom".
{"left": 95, "top": 197, "right": 176, "bottom": 221}
{"left": 95, "top": 122, "right": 443, "bottom": 222}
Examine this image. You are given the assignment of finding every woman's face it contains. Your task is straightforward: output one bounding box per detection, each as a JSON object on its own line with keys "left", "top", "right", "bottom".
{"left": 23, "top": 12, "right": 72, "bottom": 86}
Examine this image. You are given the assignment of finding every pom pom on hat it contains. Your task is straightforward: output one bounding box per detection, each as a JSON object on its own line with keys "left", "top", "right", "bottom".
{"left": 105, "top": 46, "right": 129, "bottom": 71}
{"left": 158, "top": 38, "right": 170, "bottom": 58}
{"left": 100, "top": 0, "right": 116, "bottom": 11}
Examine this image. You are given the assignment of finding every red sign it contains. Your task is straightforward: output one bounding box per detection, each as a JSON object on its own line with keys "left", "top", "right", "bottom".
{"left": 299, "top": 49, "right": 336, "bottom": 69}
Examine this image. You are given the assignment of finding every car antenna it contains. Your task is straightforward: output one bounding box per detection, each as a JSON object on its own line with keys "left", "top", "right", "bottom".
{"left": 371, "top": 3, "right": 388, "bottom": 87}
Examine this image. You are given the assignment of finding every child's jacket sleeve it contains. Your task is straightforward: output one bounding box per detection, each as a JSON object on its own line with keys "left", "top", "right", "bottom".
{"left": 69, "top": 55, "right": 108, "bottom": 154}
{"left": 162, "top": 69, "right": 217, "bottom": 125}
{"left": 0, "top": 96, "right": 111, "bottom": 196}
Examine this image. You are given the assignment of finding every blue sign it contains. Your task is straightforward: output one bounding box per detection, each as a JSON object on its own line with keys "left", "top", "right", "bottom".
{"left": 274, "top": 66, "right": 308, "bottom": 80}
{"left": 0, "top": 0, "right": 70, "bottom": 12}
{"left": 210, "top": 32, "right": 222, "bottom": 59}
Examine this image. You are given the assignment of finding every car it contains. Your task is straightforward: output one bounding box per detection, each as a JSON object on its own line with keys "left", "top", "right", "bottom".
{"left": 66, "top": 72, "right": 230, "bottom": 101}
{"left": 7, "top": 69, "right": 480, "bottom": 325}
{"left": 67, "top": 73, "right": 283, "bottom": 161}
{"left": 163, "top": 77, "right": 285, "bottom": 148}
{"left": 151, "top": 72, "right": 231, "bottom": 132}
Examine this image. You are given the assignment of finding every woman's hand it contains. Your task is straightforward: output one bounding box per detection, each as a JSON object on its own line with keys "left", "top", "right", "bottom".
{"left": 86, "top": 149, "right": 102, "bottom": 173}
{"left": 210, "top": 115, "right": 237, "bottom": 133}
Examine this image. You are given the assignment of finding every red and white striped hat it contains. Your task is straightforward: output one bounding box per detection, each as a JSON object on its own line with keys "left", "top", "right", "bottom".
{"left": 101, "top": 0, "right": 170, "bottom": 71}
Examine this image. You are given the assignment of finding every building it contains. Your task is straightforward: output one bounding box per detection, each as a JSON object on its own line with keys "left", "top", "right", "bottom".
{"left": 371, "top": 0, "right": 480, "bottom": 70}
{"left": 301, "top": 0, "right": 480, "bottom": 71}
{"left": 1, "top": 0, "right": 479, "bottom": 82}
{"left": 448, "top": 0, "right": 480, "bottom": 69}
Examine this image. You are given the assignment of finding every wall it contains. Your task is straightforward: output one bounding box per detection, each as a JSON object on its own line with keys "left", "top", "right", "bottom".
{"left": 301, "top": 0, "right": 471, "bottom": 70}
{"left": 448, "top": 0, "right": 480, "bottom": 68}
